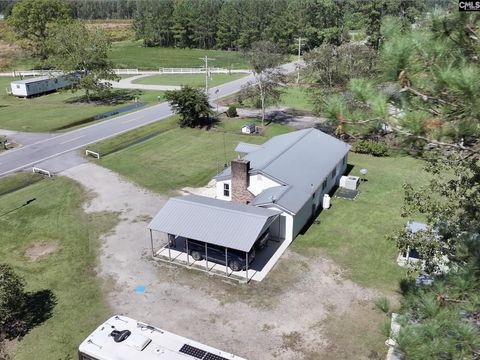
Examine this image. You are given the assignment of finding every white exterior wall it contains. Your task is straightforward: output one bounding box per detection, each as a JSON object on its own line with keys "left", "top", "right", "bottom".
{"left": 262, "top": 206, "right": 293, "bottom": 242}
{"left": 215, "top": 179, "right": 232, "bottom": 201}
{"left": 247, "top": 174, "right": 280, "bottom": 196}
{"left": 11, "top": 77, "right": 69, "bottom": 97}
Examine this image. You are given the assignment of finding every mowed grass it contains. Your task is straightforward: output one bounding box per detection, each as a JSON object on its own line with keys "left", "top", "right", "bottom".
{"left": 0, "top": 77, "right": 164, "bottom": 132}
{"left": 293, "top": 153, "right": 427, "bottom": 293}
{"left": 278, "top": 86, "right": 315, "bottom": 112}
{"left": 0, "top": 176, "right": 118, "bottom": 360}
{"left": 132, "top": 73, "right": 247, "bottom": 87}
{"left": 109, "top": 40, "right": 250, "bottom": 69}
{"left": 98, "top": 123, "right": 288, "bottom": 194}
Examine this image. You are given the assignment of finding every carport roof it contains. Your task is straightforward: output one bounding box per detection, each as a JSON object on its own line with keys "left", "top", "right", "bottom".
{"left": 148, "top": 195, "right": 280, "bottom": 252}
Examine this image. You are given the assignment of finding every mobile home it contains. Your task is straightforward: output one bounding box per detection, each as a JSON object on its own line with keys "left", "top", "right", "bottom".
{"left": 10, "top": 74, "right": 77, "bottom": 97}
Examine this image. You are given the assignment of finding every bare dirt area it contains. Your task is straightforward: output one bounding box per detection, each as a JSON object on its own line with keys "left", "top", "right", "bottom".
{"left": 63, "top": 162, "right": 385, "bottom": 360}
{"left": 24, "top": 240, "right": 59, "bottom": 261}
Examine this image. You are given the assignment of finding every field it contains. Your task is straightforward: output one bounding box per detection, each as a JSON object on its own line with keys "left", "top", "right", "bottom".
{"left": 0, "top": 77, "right": 164, "bottom": 132}
{"left": 132, "top": 73, "right": 247, "bottom": 87}
{"left": 109, "top": 40, "right": 250, "bottom": 70}
{"left": 0, "top": 176, "right": 118, "bottom": 360}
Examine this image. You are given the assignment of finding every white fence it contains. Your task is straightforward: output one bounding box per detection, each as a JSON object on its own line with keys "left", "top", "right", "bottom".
{"left": 0, "top": 68, "right": 252, "bottom": 78}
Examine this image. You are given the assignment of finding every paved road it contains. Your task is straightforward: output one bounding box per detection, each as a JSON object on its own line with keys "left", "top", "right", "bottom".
{"left": 0, "top": 61, "right": 301, "bottom": 177}
{"left": 110, "top": 74, "right": 181, "bottom": 91}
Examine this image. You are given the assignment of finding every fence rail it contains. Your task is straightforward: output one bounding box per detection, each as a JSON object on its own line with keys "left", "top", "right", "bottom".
{"left": 0, "top": 68, "right": 252, "bottom": 78}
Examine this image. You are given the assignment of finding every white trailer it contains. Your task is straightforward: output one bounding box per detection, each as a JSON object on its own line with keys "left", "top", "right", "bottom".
{"left": 10, "top": 74, "right": 76, "bottom": 97}
{"left": 78, "top": 315, "right": 246, "bottom": 360}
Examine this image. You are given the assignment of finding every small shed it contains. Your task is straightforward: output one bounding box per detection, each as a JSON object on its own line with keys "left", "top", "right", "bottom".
{"left": 241, "top": 123, "right": 256, "bottom": 134}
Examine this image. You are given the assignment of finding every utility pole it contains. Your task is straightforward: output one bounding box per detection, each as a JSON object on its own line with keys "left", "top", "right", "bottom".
{"left": 295, "top": 37, "right": 305, "bottom": 84}
{"left": 199, "top": 56, "right": 215, "bottom": 94}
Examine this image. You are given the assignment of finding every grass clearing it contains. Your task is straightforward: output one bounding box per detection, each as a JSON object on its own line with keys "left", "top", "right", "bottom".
{"left": 88, "top": 116, "right": 178, "bottom": 156}
{"left": 292, "top": 153, "right": 427, "bottom": 293}
{"left": 109, "top": 40, "right": 250, "bottom": 70}
{"left": 98, "top": 121, "right": 289, "bottom": 194}
{"left": 0, "top": 176, "right": 118, "bottom": 360}
{"left": 278, "top": 86, "right": 315, "bottom": 113}
{"left": 0, "top": 77, "right": 164, "bottom": 132}
{"left": 133, "top": 73, "right": 247, "bottom": 87}
{"left": 0, "top": 172, "right": 44, "bottom": 196}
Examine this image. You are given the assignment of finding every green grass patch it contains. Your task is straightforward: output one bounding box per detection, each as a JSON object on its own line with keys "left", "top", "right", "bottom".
{"left": 278, "top": 86, "right": 315, "bottom": 112}
{"left": 0, "top": 172, "right": 45, "bottom": 196}
{"left": 0, "top": 177, "right": 118, "bottom": 360}
{"left": 292, "top": 153, "right": 427, "bottom": 293}
{"left": 98, "top": 121, "right": 289, "bottom": 194}
{"left": 88, "top": 116, "right": 178, "bottom": 156}
{"left": 109, "top": 40, "right": 250, "bottom": 70}
{"left": 132, "top": 73, "right": 247, "bottom": 87}
{"left": 221, "top": 117, "right": 293, "bottom": 138}
{"left": 0, "top": 77, "right": 164, "bottom": 132}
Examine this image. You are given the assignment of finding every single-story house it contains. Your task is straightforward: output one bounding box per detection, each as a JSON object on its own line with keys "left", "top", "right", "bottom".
{"left": 148, "top": 128, "right": 351, "bottom": 279}
{"left": 214, "top": 127, "right": 351, "bottom": 243}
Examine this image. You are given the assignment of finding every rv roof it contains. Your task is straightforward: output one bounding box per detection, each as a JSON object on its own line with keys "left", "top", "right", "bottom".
{"left": 78, "top": 315, "right": 246, "bottom": 360}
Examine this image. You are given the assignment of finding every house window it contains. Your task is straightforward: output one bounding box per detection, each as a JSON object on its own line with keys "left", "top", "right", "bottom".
{"left": 16, "top": 85, "right": 20, "bottom": 89}
{"left": 223, "top": 183, "right": 230, "bottom": 197}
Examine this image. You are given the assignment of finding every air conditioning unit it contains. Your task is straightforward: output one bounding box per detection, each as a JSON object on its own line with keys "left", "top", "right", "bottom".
{"left": 339, "top": 175, "right": 360, "bottom": 190}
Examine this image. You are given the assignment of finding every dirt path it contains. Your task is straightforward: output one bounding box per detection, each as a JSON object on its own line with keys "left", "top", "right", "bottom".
{"left": 63, "top": 162, "right": 381, "bottom": 360}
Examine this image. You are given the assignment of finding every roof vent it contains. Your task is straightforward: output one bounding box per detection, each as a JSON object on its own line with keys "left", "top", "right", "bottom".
{"left": 110, "top": 329, "right": 131, "bottom": 343}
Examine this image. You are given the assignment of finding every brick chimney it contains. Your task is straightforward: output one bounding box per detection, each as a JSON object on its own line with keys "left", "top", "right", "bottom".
{"left": 231, "top": 159, "right": 254, "bottom": 204}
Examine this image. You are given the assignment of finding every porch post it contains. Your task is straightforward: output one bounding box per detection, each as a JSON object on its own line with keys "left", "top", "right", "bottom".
{"left": 225, "top": 248, "right": 228, "bottom": 276}
{"left": 150, "top": 229, "right": 154, "bottom": 257}
{"left": 186, "top": 239, "right": 189, "bottom": 266}
{"left": 167, "top": 234, "right": 171, "bottom": 261}
{"left": 205, "top": 243, "right": 209, "bottom": 272}
{"left": 245, "top": 252, "right": 249, "bottom": 282}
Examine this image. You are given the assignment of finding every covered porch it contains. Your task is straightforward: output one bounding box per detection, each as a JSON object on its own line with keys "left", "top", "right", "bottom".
{"left": 147, "top": 195, "right": 281, "bottom": 283}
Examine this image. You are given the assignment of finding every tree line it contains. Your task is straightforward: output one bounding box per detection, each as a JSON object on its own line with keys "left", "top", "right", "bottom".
{"left": 133, "top": 0, "right": 425, "bottom": 51}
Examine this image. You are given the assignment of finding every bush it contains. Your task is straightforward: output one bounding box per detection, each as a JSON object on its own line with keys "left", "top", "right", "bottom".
{"left": 226, "top": 105, "right": 238, "bottom": 118}
{"left": 352, "top": 140, "right": 389, "bottom": 157}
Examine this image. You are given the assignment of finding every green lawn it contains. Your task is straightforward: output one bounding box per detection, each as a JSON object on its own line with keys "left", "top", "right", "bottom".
{"left": 132, "top": 73, "right": 247, "bottom": 87}
{"left": 0, "top": 77, "right": 164, "bottom": 132}
{"left": 98, "top": 121, "right": 289, "bottom": 194}
{"left": 109, "top": 40, "right": 250, "bottom": 70}
{"left": 278, "top": 86, "right": 315, "bottom": 112}
{"left": 0, "top": 176, "right": 118, "bottom": 360}
{"left": 293, "top": 153, "right": 427, "bottom": 293}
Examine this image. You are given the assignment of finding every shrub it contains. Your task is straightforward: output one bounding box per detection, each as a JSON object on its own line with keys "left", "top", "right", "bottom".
{"left": 374, "top": 296, "right": 391, "bottom": 314}
{"left": 352, "top": 140, "right": 389, "bottom": 156}
{"left": 226, "top": 105, "right": 238, "bottom": 118}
